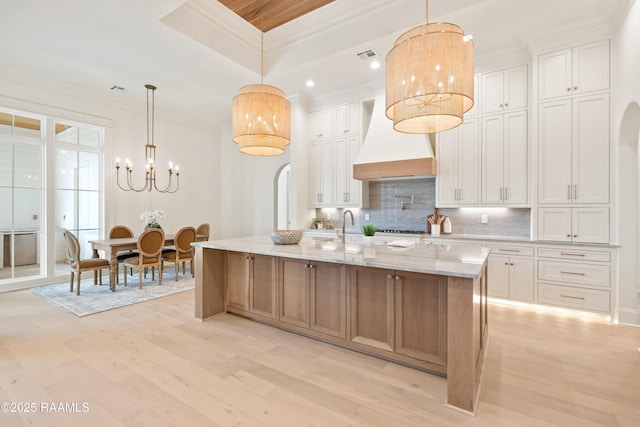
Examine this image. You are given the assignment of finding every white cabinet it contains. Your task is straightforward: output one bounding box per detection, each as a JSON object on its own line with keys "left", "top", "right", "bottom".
{"left": 481, "top": 111, "right": 528, "bottom": 205}
{"left": 488, "top": 255, "right": 534, "bottom": 302}
{"left": 464, "top": 74, "right": 480, "bottom": 117}
{"left": 536, "top": 246, "right": 612, "bottom": 314}
{"left": 310, "top": 109, "right": 333, "bottom": 141}
{"left": 309, "top": 140, "right": 334, "bottom": 207}
{"left": 308, "top": 102, "right": 366, "bottom": 208}
{"left": 334, "top": 103, "right": 360, "bottom": 136}
{"left": 538, "top": 40, "right": 609, "bottom": 100}
{"left": 538, "top": 94, "right": 609, "bottom": 205}
{"left": 436, "top": 118, "right": 480, "bottom": 206}
{"left": 480, "top": 65, "right": 527, "bottom": 114}
{"left": 335, "top": 135, "right": 367, "bottom": 207}
{"left": 537, "top": 207, "right": 609, "bottom": 244}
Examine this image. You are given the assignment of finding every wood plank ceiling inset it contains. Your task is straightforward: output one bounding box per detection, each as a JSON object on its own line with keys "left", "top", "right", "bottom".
{"left": 218, "top": 0, "right": 334, "bottom": 32}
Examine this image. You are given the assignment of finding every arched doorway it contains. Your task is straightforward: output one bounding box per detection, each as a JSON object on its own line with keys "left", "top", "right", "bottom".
{"left": 617, "top": 101, "right": 640, "bottom": 324}
{"left": 275, "top": 163, "right": 291, "bottom": 229}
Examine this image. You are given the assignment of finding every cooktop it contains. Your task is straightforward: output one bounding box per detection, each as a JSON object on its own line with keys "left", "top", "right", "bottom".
{"left": 377, "top": 229, "right": 425, "bottom": 235}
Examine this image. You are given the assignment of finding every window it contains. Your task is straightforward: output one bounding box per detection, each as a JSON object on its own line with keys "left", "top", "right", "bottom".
{"left": 0, "top": 108, "right": 104, "bottom": 286}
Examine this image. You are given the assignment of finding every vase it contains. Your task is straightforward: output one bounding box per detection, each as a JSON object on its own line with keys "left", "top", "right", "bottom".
{"left": 145, "top": 223, "right": 162, "bottom": 230}
{"left": 363, "top": 235, "right": 375, "bottom": 246}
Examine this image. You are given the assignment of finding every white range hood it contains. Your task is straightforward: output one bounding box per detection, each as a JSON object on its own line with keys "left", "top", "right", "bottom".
{"left": 353, "top": 91, "right": 437, "bottom": 181}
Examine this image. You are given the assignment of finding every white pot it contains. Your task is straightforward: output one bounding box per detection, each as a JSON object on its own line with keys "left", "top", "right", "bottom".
{"left": 363, "top": 235, "right": 375, "bottom": 246}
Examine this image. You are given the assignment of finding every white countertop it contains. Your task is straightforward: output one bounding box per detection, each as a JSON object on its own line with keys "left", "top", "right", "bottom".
{"left": 194, "top": 235, "right": 489, "bottom": 279}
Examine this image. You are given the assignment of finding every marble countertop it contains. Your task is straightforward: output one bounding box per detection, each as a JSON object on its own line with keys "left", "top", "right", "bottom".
{"left": 194, "top": 235, "right": 489, "bottom": 279}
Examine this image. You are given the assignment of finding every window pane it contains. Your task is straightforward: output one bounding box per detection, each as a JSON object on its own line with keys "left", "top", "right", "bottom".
{"left": 57, "top": 149, "right": 77, "bottom": 189}
{"left": 0, "top": 112, "right": 11, "bottom": 134}
{"left": 56, "top": 124, "right": 78, "bottom": 143}
{"left": 78, "top": 152, "right": 99, "bottom": 190}
{"left": 0, "top": 140, "right": 11, "bottom": 186}
{"left": 79, "top": 127, "right": 100, "bottom": 147}
{"left": 14, "top": 115, "right": 41, "bottom": 137}
{"left": 55, "top": 229, "right": 68, "bottom": 274}
{"left": 0, "top": 188, "right": 11, "bottom": 230}
{"left": 78, "top": 191, "right": 99, "bottom": 229}
{"left": 14, "top": 143, "right": 41, "bottom": 188}
{"left": 13, "top": 188, "right": 41, "bottom": 230}
{"left": 56, "top": 190, "right": 76, "bottom": 230}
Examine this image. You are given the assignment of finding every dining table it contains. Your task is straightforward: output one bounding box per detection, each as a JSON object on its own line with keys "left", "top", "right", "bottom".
{"left": 89, "top": 234, "right": 175, "bottom": 292}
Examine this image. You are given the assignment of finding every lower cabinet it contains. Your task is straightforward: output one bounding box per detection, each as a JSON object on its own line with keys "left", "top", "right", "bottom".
{"left": 350, "top": 266, "right": 447, "bottom": 366}
{"left": 279, "top": 258, "right": 347, "bottom": 338}
{"left": 487, "top": 244, "right": 534, "bottom": 302}
{"left": 226, "top": 252, "right": 276, "bottom": 319}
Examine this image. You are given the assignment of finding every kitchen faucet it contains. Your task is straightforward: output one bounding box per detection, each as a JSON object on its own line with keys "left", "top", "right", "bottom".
{"left": 342, "top": 209, "right": 354, "bottom": 243}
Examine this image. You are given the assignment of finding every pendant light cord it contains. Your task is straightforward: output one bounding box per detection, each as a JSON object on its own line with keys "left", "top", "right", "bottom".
{"left": 261, "top": 32, "right": 264, "bottom": 84}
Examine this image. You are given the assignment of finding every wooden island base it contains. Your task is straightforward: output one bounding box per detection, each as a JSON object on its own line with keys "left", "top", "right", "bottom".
{"left": 195, "top": 244, "right": 488, "bottom": 414}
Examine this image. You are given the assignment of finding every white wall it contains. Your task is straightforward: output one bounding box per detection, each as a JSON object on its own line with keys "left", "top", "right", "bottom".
{"left": 612, "top": 0, "right": 640, "bottom": 325}
{"left": 0, "top": 76, "right": 220, "bottom": 241}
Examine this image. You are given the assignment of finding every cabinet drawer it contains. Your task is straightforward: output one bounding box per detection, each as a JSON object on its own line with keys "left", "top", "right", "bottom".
{"left": 537, "top": 282, "right": 610, "bottom": 313}
{"left": 488, "top": 245, "right": 534, "bottom": 257}
{"left": 537, "top": 260, "right": 610, "bottom": 288}
{"left": 537, "top": 247, "right": 610, "bottom": 262}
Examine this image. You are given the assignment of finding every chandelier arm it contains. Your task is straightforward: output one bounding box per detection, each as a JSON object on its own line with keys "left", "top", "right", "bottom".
{"left": 127, "top": 168, "right": 150, "bottom": 192}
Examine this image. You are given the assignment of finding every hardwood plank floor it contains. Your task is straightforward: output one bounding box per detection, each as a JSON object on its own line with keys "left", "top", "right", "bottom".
{"left": 0, "top": 289, "right": 639, "bottom": 426}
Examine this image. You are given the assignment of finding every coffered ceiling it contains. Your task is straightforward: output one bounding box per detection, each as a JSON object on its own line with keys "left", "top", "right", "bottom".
{"left": 0, "top": 0, "right": 629, "bottom": 126}
{"left": 218, "top": 0, "right": 334, "bottom": 32}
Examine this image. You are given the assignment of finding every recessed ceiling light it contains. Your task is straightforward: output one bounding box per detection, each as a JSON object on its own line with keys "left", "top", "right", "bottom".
{"left": 306, "top": 80, "right": 315, "bottom": 87}
{"left": 370, "top": 60, "right": 381, "bottom": 69}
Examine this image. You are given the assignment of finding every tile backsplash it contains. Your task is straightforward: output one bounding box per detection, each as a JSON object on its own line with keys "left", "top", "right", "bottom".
{"left": 316, "top": 178, "right": 531, "bottom": 238}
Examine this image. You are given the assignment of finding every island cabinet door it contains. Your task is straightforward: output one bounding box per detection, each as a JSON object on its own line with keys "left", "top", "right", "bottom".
{"left": 226, "top": 251, "right": 250, "bottom": 312}
{"left": 310, "top": 261, "right": 348, "bottom": 339}
{"left": 350, "top": 266, "right": 395, "bottom": 352}
{"left": 394, "top": 272, "right": 447, "bottom": 367}
{"left": 278, "top": 258, "right": 310, "bottom": 328}
{"left": 249, "top": 254, "right": 277, "bottom": 319}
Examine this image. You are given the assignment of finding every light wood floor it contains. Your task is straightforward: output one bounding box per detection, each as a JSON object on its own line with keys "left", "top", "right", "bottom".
{"left": 1, "top": 289, "right": 639, "bottom": 427}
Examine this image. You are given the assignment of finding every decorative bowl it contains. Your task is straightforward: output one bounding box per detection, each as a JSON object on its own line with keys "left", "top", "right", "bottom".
{"left": 271, "top": 229, "right": 303, "bottom": 245}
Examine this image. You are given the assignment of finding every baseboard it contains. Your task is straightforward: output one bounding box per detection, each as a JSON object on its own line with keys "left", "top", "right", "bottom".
{"left": 616, "top": 307, "right": 640, "bottom": 326}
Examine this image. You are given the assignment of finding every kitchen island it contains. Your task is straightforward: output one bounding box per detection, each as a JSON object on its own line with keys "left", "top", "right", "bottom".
{"left": 193, "top": 235, "right": 489, "bottom": 414}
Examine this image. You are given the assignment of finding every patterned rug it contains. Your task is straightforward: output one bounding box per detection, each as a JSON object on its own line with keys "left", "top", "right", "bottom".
{"left": 31, "top": 270, "right": 194, "bottom": 317}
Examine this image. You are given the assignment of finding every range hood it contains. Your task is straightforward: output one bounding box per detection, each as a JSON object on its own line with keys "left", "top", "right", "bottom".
{"left": 353, "top": 91, "right": 437, "bottom": 181}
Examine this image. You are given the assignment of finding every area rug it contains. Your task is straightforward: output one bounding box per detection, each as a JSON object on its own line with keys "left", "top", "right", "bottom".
{"left": 31, "top": 271, "right": 194, "bottom": 317}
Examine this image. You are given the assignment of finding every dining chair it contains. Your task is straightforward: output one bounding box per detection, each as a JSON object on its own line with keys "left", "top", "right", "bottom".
{"left": 196, "top": 223, "right": 210, "bottom": 241}
{"left": 122, "top": 228, "right": 165, "bottom": 289}
{"left": 163, "top": 226, "right": 196, "bottom": 280}
{"left": 63, "top": 230, "right": 111, "bottom": 296}
{"left": 109, "top": 225, "right": 136, "bottom": 282}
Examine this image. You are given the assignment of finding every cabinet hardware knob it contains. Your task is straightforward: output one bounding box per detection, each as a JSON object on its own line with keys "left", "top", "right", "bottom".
{"left": 505, "top": 102, "right": 509, "bottom": 108}
{"left": 560, "top": 252, "right": 585, "bottom": 257}
{"left": 504, "top": 262, "right": 509, "bottom": 266}
{"left": 505, "top": 187, "right": 509, "bottom": 200}
{"left": 566, "top": 234, "right": 571, "bottom": 238}
{"left": 395, "top": 275, "right": 400, "bottom": 280}
{"left": 499, "top": 103, "right": 503, "bottom": 108}
{"left": 573, "top": 235, "right": 578, "bottom": 238}
{"left": 387, "top": 274, "right": 393, "bottom": 279}
{"left": 510, "top": 263, "right": 514, "bottom": 266}
{"left": 500, "top": 187, "right": 503, "bottom": 200}
{"left": 309, "top": 264, "right": 315, "bottom": 269}
{"left": 574, "top": 184, "right": 577, "bottom": 199}
{"left": 567, "top": 185, "right": 571, "bottom": 200}
{"left": 567, "top": 88, "right": 571, "bottom": 92}
{"left": 574, "top": 86, "right": 578, "bottom": 91}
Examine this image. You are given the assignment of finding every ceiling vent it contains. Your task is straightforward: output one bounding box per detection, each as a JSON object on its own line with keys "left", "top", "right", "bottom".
{"left": 356, "top": 49, "right": 377, "bottom": 61}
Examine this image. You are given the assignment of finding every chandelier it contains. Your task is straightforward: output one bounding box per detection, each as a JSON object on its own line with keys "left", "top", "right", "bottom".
{"left": 385, "top": 0, "right": 474, "bottom": 133}
{"left": 232, "top": 32, "right": 291, "bottom": 156}
{"left": 115, "top": 84, "right": 180, "bottom": 193}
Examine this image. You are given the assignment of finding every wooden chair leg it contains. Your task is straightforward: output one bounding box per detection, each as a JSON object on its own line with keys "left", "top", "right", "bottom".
{"left": 159, "top": 263, "right": 163, "bottom": 286}
{"left": 139, "top": 265, "right": 143, "bottom": 289}
{"left": 99, "top": 270, "right": 103, "bottom": 286}
{"left": 175, "top": 260, "right": 179, "bottom": 281}
{"left": 124, "top": 267, "right": 128, "bottom": 287}
{"left": 70, "top": 271, "right": 75, "bottom": 292}
{"left": 191, "top": 259, "right": 194, "bottom": 278}
{"left": 77, "top": 272, "right": 81, "bottom": 296}
{"left": 93, "top": 270, "right": 98, "bottom": 285}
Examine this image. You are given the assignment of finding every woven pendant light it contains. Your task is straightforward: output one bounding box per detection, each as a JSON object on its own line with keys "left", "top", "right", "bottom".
{"left": 232, "top": 31, "right": 291, "bottom": 156}
{"left": 386, "top": 0, "right": 474, "bottom": 134}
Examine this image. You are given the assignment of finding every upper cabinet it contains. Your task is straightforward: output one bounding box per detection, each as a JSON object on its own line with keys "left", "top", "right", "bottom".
{"left": 481, "top": 65, "right": 528, "bottom": 114}
{"left": 481, "top": 111, "right": 528, "bottom": 205}
{"left": 334, "top": 103, "right": 361, "bottom": 136}
{"left": 464, "top": 74, "right": 480, "bottom": 117}
{"left": 308, "top": 102, "right": 367, "bottom": 208}
{"left": 538, "top": 93, "right": 609, "bottom": 205}
{"left": 310, "top": 109, "right": 333, "bottom": 142}
{"left": 538, "top": 40, "right": 609, "bottom": 100}
{"left": 436, "top": 118, "right": 480, "bottom": 206}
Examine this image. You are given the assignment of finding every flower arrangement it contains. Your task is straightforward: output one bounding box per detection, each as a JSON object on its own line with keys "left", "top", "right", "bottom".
{"left": 140, "top": 209, "right": 165, "bottom": 229}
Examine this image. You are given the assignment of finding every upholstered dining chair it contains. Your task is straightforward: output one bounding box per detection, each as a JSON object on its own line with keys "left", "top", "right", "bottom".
{"left": 122, "top": 228, "right": 165, "bottom": 289}
{"left": 196, "top": 223, "right": 210, "bottom": 241}
{"left": 163, "top": 226, "right": 196, "bottom": 280}
{"left": 109, "top": 225, "right": 136, "bottom": 282}
{"left": 63, "top": 230, "right": 111, "bottom": 296}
